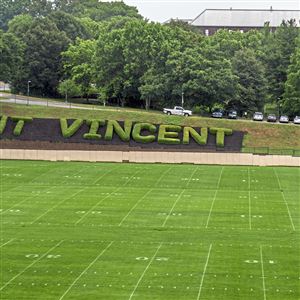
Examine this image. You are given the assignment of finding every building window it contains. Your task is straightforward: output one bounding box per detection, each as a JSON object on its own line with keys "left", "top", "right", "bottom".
{"left": 205, "top": 29, "right": 209, "bottom": 36}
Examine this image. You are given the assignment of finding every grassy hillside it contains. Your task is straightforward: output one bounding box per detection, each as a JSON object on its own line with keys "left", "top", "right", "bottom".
{"left": 1, "top": 103, "right": 300, "bottom": 151}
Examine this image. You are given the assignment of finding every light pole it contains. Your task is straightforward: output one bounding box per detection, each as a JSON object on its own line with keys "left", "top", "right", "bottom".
{"left": 27, "top": 80, "right": 31, "bottom": 105}
{"left": 181, "top": 91, "right": 184, "bottom": 107}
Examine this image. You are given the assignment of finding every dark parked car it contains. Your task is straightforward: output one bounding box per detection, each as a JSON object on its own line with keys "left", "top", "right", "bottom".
{"left": 211, "top": 111, "right": 223, "bottom": 118}
{"left": 279, "top": 115, "right": 289, "bottom": 123}
{"left": 267, "top": 114, "right": 277, "bottom": 122}
{"left": 228, "top": 110, "right": 238, "bottom": 119}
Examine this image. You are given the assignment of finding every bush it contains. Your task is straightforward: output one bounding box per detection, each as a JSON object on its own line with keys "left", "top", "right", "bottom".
{"left": 11, "top": 117, "right": 33, "bottom": 136}
{"left": 158, "top": 124, "right": 181, "bottom": 145}
{"left": 104, "top": 120, "right": 132, "bottom": 142}
{"left": 132, "top": 123, "right": 157, "bottom": 143}
{"left": 209, "top": 127, "right": 233, "bottom": 147}
{"left": 83, "top": 119, "right": 105, "bottom": 140}
{"left": 60, "top": 118, "right": 83, "bottom": 138}
{"left": 183, "top": 127, "right": 208, "bottom": 145}
{"left": 0, "top": 115, "right": 8, "bottom": 134}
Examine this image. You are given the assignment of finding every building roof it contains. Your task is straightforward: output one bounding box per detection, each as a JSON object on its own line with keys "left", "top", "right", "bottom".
{"left": 190, "top": 9, "right": 300, "bottom": 27}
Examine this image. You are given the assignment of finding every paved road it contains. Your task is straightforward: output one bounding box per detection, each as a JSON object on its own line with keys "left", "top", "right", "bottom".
{"left": 0, "top": 97, "right": 101, "bottom": 111}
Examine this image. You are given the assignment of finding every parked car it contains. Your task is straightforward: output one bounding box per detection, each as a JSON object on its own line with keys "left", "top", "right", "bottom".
{"left": 267, "top": 114, "right": 277, "bottom": 122}
{"left": 228, "top": 110, "right": 238, "bottom": 119}
{"left": 253, "top": 112, "right": 264, "bottom": 121}
{"left": 163, "top": 106, "right": 192, "bottom": 116}
{"left": 279, "top": 115, "right": 289, "bottom": 123}
{"left": 294, "top": 116, "right": 300, "bottom": 124}
{"left": 211, "top": 111, "right": 223, "bottom": 118}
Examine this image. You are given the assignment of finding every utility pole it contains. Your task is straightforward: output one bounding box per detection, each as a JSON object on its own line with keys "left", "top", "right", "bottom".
{"left": 27, "top": 80, "right": 31, "bottom": 105}
{"left": 181, "top": 91, "right": 184, "bottom": 107}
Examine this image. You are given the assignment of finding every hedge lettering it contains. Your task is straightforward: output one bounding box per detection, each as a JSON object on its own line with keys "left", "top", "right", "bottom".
{"left": 11, "top": 116, "right": 33, "bottom": 136}
{"left": 183, "top": 127, "right": 208, "bottom": 145}
{"left": 83, "top": 119, "right": 105, "bottom": 140}
{"left": 209, "top": 127, "right": 233, "bottom": 147}
{"left": 104, "top": 120, "right": 132, "bottom": 142}
{"left": 60, "top": 118, "right": 84, "bottom": 138}
{"left": 0, "top": 115, "right": 8, "bottom": 134}
{"left": 132, "top": 123, "right": 157, "bottom": 143}
{"left": 158, "top": 124, "right": 181, "bottom": 145}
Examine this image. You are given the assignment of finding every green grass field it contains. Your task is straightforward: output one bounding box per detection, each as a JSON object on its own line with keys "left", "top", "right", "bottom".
{"left": 1, "top": 160, "right": 299, "bottom": 299}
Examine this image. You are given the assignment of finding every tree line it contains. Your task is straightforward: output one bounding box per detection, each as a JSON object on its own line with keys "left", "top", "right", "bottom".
{"left": 0, "top": 0, "right": 299, "bottom": 116}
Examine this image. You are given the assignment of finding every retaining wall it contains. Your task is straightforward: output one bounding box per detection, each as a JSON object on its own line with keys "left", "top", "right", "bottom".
{"left": 1, "top": 149, "right": 299, "bottom": 167}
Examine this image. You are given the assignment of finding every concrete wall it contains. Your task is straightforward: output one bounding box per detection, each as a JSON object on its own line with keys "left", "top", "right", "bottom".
{"left": 1, "top": 149, "right": 299, "bottom": 167}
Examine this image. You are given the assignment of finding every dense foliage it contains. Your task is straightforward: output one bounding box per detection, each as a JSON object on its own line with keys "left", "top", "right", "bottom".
{"left": 1, "top": 0, "right": 299, "bottom": 116}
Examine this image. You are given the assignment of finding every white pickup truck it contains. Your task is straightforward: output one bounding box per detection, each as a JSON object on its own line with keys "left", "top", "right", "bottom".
{"left": 163, "top": 106, "right": 192, "bottom": 116}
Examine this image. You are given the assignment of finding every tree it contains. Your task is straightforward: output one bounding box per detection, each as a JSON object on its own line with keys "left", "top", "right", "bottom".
{"left": 0, "top": 30, "right": 24, "bottom": 84}
{"left": 283, "top": 45, "right": 300, "bottom": 116}
{"left": 232, "top": 49, "right": 268, "bottom": 113}
{"left": 262, "top": 20, "right": 299, "bottom": 103}
{"left": 8, "top": 14, "right": 34, "bottom": 39}
{"left": 11, "top": 17, "right": 70, "bottom": 96}
{"left": 58, "top": 79, "right": 81, "bottom": 101}
{"left": 48, "top": 11, "right": 91, "bottom": 41}
{"left": 62, "top": 38, "right": 97, "bottom": 101}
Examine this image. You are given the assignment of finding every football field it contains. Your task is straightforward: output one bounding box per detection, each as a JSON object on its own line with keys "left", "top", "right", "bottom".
{"left": 0, "top": 160, "right": 299, "bottom": 299}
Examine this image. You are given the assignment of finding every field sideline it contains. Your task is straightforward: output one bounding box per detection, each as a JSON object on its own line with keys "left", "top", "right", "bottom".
{"left": 0, "top": 160, "right": 299, "bottom": 299}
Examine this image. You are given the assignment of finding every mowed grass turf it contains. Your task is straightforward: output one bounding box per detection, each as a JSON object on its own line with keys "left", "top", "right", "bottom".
{"left": 0, "top": 160, "right": 299, "bottom": 300}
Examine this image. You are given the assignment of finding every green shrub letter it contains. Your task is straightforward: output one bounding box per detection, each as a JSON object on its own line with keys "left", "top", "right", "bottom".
{"left": 183, "top": 127, "right": 208, "bottom": 145}
{"left": 158, "top": 124, "right": 181, "bottom": 145}
{"left": 132, "top": 123, "right": 157, "bottom": 143}
{"left": 60, "top": 119, "right": 83, "bottom": 138}
{"left": 83, "top": 119, "right": 105, "bottom": 140}
{"left": 104, "top": 120, "right": 132, "bottom": 142}
{"left": 209, "top": 127, "right": 233, "bottom": 147}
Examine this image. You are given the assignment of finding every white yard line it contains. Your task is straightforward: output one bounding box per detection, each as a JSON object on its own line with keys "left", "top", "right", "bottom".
{"left": 216, "top": 166, "right": 224, "bottom": 189}
{"left": 128, "top": 243, "right": 162, "bottom": 300}
{"left": 75, "top": 188, "right": 120, "bottom": 225}
{"left": 30, "top": 188, "right": 86, "bottom": 224}
{"left": 280, "top": 191, "right": 296, "bottom": 231}
{"left": 154, "top": 166, "right": 172, "bottom": 187}
{"left": 185, "top": 166, "right": 199, "bottom": 187}
{"left": 93, "top": 165, "right": 120, "bottom": 184}
{"left": 0, "top": 238, "right": 15, "bottom": 248}
{"left": 1, "top": 186, "right": 55, "bottom": 215}
{"left": 248, "top": 191, "right": 252, "bottom": 230}
{"left": 273, "top": 169, "right": 295, "bottom": 231}
{"left": 205, "top": 190, "right": 218, "bottom": 229}
{"left": 205, "top": 167, "right": 224, "bottom": 228}
{"left": 59, "top": 241, "right": 113, "bottom": 300}
{"left": 162, "top": 190, "right": 185, "bottom": 227}
{"left": 247, "top": 167, "right": 251, "bottom": 190}
{"left": 197, "top": 244, "right": 213, "bottom": 300}
{"left": 118, "top": 189, "right": 153, "bottom": 226}
{"left": 260, "top": 246, "right": 267, "bottom": 300}
{"left": 0, "top": 240, "right": 63, "bottom": 291}
{"left": 123, "top": 170, "right": 141, "bottom": 186}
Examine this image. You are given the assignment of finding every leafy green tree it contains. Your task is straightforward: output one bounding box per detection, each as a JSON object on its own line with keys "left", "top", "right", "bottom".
{"left": 0, "top": 30, "right": 24, "bottom": 84}
{"left": 53, "top": 0, "right": 141, "bottom": 21}
{"left": 11, "top": 17, "right": 70, "bottom": 96}
{"left": 48, "top": 11, "right": 91, "bottom": 41}
{"left": 232, "top": 48, "right": 268, "bottom": 113}
{"left": 7, "top": 14, "right": 34, "bottom": 39}
{"left": 262, "top": 20, "right": 299, "bottom": 102}
{"left": 62, "top": 38, "right": 97, "bottom": 101}
{"left": 58, "top": 79, "right": 81, "bottom": 101}
{"left": 283, "top": 45, "right": 300, "bottom": 116}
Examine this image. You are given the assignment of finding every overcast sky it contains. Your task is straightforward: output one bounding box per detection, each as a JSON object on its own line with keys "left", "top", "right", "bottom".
{"left": 123, "top": 0, "right": 300, "bottom": 22}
